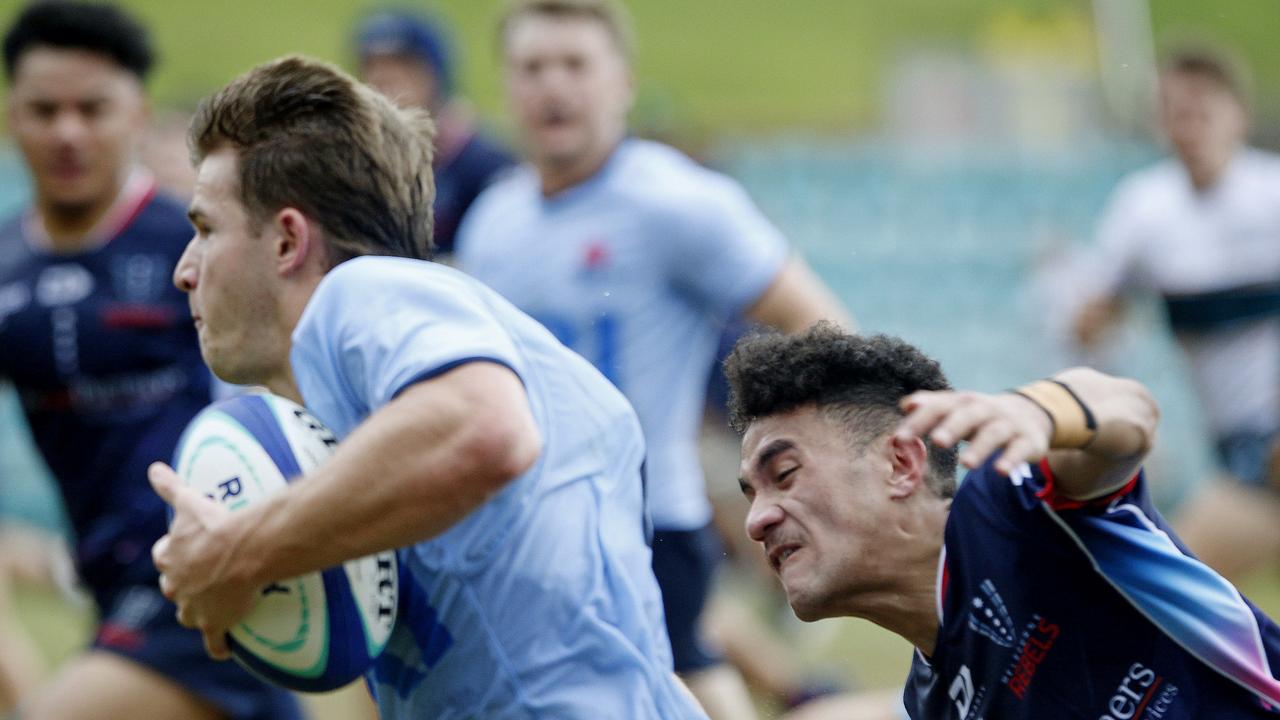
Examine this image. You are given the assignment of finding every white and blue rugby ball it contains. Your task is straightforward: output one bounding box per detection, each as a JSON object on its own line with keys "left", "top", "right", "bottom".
{"left": 172, "top": 392, "right": 398, "bottom": 692}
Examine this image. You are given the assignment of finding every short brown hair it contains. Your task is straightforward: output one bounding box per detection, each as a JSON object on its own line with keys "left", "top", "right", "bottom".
{"left": 1163, "top": 46, "right": 1251, "bottom": 106}
{"left": 189, "top": 55, "right": 437, "bottom": 263}
{"left": 498, "top": 0, "right": 634, "bottom": 60}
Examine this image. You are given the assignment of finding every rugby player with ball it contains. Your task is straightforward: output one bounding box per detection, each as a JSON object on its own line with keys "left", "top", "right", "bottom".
{"left": 149, "top": 55, "right": 706, "bottom": 719}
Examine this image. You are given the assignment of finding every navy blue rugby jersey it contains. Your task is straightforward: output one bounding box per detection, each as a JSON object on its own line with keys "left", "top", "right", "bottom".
{"left": 0, "top": 173, "right": 210, "bottom": 593}
{"left": 904, "top": 458, "right": 1280, "bottom": 719}
{"left": 432, "top": 128, "right": 513, "bottom": 256}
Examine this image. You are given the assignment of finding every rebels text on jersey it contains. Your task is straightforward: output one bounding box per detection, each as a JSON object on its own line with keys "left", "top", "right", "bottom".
{"left": 904, "top": 459, "right": 1280, "bottom": 719}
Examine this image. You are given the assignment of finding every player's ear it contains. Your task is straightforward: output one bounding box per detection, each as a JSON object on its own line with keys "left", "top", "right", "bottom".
{"left": 885, "top": 432, "right": 929, "bottom": 499}
{"left": 273, "top": 208, "right": 318, "bottom": 275}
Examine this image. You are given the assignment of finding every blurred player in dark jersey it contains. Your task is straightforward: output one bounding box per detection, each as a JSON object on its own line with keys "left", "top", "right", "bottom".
{"left": 0, "top": 3, "right": 299, "bottom": 718}
{"left": 354, "top": 9, "right": 513, "bottom": 258}
{"left": 729, "top": 324, "right": 1280, "bottom": 719}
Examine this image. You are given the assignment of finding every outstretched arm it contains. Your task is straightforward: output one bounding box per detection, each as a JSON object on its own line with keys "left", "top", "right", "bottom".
{"left": 151, "top": 361, "right": 541, "bottom": 658}
{"left": 897, "top": 367, "right": 1159, "bottom": 500}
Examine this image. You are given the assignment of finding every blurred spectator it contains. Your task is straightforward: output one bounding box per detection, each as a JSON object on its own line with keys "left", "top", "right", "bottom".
{"left": 1072, "top": 47, "right": 1280, "bottom": 581}
{"left": 355, "top": 8, "right": 514, "bottom": 258}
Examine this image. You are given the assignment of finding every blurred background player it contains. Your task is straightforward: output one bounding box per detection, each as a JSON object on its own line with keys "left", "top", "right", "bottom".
{"left": 456, "top": 1, "right": 851, "bottom": 716}
{"left": 355, "top": 8, "right": 513, "bottom": 259}
{"left": 1072, "top": 47, "right": 1280, "bottom": 582}
{"left": 0, "top": 3, "right": 300, "bottom": 718}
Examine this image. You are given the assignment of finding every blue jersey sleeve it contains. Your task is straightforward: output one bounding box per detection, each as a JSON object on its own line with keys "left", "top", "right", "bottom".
{"left": 291, "top": 257, "right": 523, "bottom": 420}
{"left": 663, "top": 173, "right": 789, "bottom": 318}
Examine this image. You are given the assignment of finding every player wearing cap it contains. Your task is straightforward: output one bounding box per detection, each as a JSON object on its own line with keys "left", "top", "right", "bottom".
{"left": 355, "top": 9, "right": 513, "bottom": 257}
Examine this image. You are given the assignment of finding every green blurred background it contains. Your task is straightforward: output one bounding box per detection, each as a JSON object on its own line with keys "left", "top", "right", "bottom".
{"left": 5, "top": 1, "right": 1280, "bottom": 716}
{"left": 3, "top": 0, "right": 1280, "bottom": 135}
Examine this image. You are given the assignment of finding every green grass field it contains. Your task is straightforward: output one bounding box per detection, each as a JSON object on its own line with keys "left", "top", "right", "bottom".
{"left": 2, "top": 0, "right": 1280, "bottom": 135}
{"left": 14, "top": 571, "right": 1280, "bottom": 717}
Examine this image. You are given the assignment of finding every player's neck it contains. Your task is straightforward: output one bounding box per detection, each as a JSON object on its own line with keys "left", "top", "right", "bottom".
{"left": 35, "top": 189, "right": 123, "bottom": 252}
{"left": 1184, "top": 147, "right": 1239, "bottom": 192}
{"left": 844, "top": 499, "right": 949, "bottom": 655}
{"left": 263, "top": 367, "right": 304, "bottom": 407}
{"left": 536, "top": 139, "right": 623, "bottom": 198}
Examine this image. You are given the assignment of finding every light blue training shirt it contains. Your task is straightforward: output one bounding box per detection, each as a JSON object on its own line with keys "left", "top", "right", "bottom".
{"left": 290, "top": 256, "right": 706, "bottom": 719}
{"left": 457, "top": 138, "right": 789, "bottom": 530}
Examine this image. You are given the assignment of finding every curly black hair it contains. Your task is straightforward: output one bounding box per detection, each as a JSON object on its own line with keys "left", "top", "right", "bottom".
{"left": 724, "top": 322, "right": 959, "bottom": 497}
{"left": 4, "top": 1, "right": 154, "bottom": 81}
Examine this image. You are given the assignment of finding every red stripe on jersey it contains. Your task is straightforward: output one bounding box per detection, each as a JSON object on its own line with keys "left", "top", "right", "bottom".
{"left": 1035, "top": 457, "right": 1139, "bottom": 510}
{"left": 96, "top": 622, "right": 145, "bottom": 651}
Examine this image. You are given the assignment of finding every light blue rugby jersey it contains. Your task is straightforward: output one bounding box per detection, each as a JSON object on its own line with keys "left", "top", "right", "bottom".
{"left": 457, "top": 138, "right": 788, "bottom": 529}
{"left": 290, "top": 256, "right": 705, "bottom": 720}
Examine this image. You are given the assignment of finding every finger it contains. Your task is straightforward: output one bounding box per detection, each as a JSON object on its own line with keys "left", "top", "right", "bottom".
{"left": 175, "top": 602, "right": 196, "bottom": 628}
{"left": 151, "top": 535, "right": 170, "bottom": 572}
{"left": 995, "top": 435, "right": 1047, "bottom": 476}
{"left": 204, "top": 629, "right": 231, "bottom": 661}
{"left": 896, "top": 394, "right": 960, "bottom": 441}
{"left": 149, "top": 462, "right": 180, "bottom": 505}
{"left": 959, "top": 420, "right": 1015, "bottom": 469}
{"left": 931, "top": 399, "right": 998, "bottom": 445}
{"left": 158, "top": 571, "right": 176, "bottom": 601}
{"left": 899, "top": 390, "right": 943, "bottom": 414}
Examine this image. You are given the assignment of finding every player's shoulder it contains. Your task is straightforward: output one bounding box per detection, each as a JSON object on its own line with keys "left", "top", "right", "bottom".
{"left": 119, "top": 190, "right": 195, "bottom": 247}
{"left": 0, "top": 212, "right": 28, "bottom": 273}
{"left": 1114, "top": 158, "right": 1183, "bottom": 196}
{"left": 457, "top": 130, "right": 516, "bottom": 174}
{"left": 321, "top": 255, "right": 453, "bottom": 290}
{"left": 1105, "top": 159, "right": 1187, "bottom": 220}
{"left": 1235, "top": 147, "right": 1280, "bottom": 179}
{"left": 610, "top": 139, "right": 755, "bottom": 220}
{"left": 461, "top": 163, "right": 537, "bottom": 221}
{"left": 614, "top": 139, "right": 739, "bottom": 196}
{"left": 0, "top": 210, "right": 23, "bottom": 243}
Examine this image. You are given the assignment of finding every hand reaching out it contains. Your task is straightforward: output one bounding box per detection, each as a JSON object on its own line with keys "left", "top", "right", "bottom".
{"left": 895, "top": 390, "right": 1053, "bottom": 475}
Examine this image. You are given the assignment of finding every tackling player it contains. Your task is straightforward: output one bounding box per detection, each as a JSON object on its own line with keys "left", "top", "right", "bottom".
{"left": 148, "top": 55, "right": 707, "bottom": 719}
{"left": 730, "top": 323, "right": 1280, "bottom": 718}
{"left": 0, "top": 3, "right": 299, "bottom": 719}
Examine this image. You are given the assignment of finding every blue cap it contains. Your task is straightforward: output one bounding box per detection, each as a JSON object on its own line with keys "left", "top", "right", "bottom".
{"left": 356, "top": 10, "right": 453, "bottom": 97}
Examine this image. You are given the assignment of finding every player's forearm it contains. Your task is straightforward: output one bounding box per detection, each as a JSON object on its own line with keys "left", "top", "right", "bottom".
{"left": 747, "top": 256, "right": 855, "bottom": 333}
{"left": 222, "top": 365, "right": 541, "bottom": 586}
{"left": 1043, "top": 367, "right": 1159, "bottom": 499}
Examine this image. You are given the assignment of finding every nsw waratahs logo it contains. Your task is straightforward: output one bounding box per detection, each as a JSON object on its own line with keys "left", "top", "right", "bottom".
{"left": 968, "top": 579, "right": 1016, "bottom": 648}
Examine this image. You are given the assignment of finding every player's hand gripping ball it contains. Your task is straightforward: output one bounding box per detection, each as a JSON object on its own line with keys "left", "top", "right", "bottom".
{"left": 172, "top": 393, "right": 398, "bottom": 691}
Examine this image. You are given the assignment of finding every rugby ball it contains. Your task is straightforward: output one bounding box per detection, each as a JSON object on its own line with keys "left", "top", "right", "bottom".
{"left": 172, "top": 392, "right": 398, "bottom": 692}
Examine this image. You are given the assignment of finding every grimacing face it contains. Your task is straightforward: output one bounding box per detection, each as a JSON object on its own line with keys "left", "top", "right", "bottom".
{"left": 1159, "top": 71, "right": 1247, "bottom": 182}
{"left": 740, "top": 406, "right": 902, "bottom": 621}
{"left": 7, "top": 46, "right": 147, "bottom": 214}
{"left": 503, "top": 13, "right": 633, "bottom": 172}
{"left": 173, "top": 147, "right": 284, "bottom": 386}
